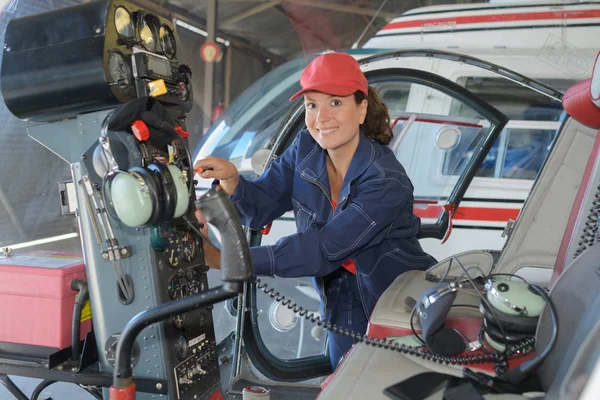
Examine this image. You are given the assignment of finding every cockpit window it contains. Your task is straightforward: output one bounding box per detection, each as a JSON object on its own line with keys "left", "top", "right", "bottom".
{"left": 444, "top": 77, "right": 573, "bottom": 180}
{"left": 194, "top": 56, "right": 310, "bottom": 179}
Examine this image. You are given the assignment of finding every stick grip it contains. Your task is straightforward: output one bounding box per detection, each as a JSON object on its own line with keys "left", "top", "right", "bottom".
{"left": 195, "top": 188, "right": 254, "bottom": 282}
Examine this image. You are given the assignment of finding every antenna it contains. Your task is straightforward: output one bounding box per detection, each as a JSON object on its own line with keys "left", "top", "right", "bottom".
{"left": 352, "top": 0, "right": 390, "bottom": 49}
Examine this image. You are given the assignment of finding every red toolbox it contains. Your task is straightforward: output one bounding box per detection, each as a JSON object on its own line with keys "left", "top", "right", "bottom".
{"left": 0, "top": 250, "right": 92, "bottom": 349}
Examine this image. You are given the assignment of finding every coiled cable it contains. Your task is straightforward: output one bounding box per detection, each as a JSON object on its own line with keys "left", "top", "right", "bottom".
{"left": 255, "top": 278, "right": 535, "bottom": 376}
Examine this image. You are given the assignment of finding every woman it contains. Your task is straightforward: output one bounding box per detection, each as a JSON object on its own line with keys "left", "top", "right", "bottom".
{"left": 195, "top": 52, "right": 436, "bottom": 369}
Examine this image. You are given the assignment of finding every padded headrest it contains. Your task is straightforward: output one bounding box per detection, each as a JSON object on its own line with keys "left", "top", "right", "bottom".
{"left": 562, "top": 78, "right": 600, "bottom": 129}
{"left": 591, "top": 52, "right": 600, "bottom": 107}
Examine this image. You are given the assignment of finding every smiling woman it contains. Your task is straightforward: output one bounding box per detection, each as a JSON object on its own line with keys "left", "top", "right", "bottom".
{"left": 194, "top": 52, "right": 436, "bottom": 370}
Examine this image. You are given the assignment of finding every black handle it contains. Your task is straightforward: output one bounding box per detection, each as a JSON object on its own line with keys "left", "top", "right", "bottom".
{"left": 195, "top": 188, "right": 254, "bottom": 282}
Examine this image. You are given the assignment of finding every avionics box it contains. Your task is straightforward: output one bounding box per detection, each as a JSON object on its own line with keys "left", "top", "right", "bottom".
{"left": 0, "top": 250, "right": 92, "bottom": 349}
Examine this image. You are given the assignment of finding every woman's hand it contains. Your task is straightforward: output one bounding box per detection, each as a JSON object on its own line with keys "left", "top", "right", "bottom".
{"left": 194, "top": 209, "right": 221, "bottom": 269}
{"left": 194, "top": 156, "right": 240, "bottom": 195}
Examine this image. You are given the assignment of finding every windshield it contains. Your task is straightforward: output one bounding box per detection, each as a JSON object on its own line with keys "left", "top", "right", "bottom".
{"left": 194, "top": 56, "right": 309, "bottom": 178}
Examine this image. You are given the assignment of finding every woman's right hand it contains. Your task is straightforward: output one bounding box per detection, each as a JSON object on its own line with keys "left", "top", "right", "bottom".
{"left": 194, "top": 209, "right": 221, "bottom": 269}
{"left": 194, "top": 156, "right": 240, "bottom": 195}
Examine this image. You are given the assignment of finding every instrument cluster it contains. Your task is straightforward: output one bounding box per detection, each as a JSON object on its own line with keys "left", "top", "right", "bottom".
{"left": 107, "top": 2, "right": 191, "bottom": 110}
{"left": 113, "top": 6, "right": 176, "bottom": 59}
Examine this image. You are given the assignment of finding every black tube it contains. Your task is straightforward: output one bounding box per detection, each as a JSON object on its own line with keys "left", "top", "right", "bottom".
{"left": 0, "top": 374, "right": 28, "bottom": 400}
{"left": 70, "top": 279, "right": 89, "bottom": 362}
{"left": 31, "top": 379, "right": 57, "bottom": 400}
{"left": 112, "top": 282, "right": 242, "bottom": 387}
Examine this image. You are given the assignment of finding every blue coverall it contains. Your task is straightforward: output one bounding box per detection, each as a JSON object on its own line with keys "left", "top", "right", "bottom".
{"left": 230, "top": 129, "right": 436, "bottom": 369}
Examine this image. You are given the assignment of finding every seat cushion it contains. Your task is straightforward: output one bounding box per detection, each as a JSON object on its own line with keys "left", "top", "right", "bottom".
{"left": 317, "top": 342, "right": 464, "bottom": 400}
{"left": 367, "top": 250, "right": 496, "bottom": 338}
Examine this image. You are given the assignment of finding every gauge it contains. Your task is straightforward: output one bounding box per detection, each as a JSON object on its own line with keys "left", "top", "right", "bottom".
{"left": 159, "top": 25, "right": 176, "bottom": 59}
{"left": 172, "top": 314, "right": 185, "bottom": 330}
{"left": 107, "top": 51, "right": 131, "bottom": 87}
{"left": 175, "top": 334, "right": 189, "bottom": 360}
{"left": 186, "top": 267, "right": 206, "bottom": 295}
{"left": 104, "top": 334, "right": 140, "bottom": 367}
{"left": 114, "top": 7, "right": 135, "bottom": 39}
{"left": 164, "top": 231, "right": 183, "bottom": 268}
{"left": 182, "top": 231, "right": 197, "bottom": 263}
{"left": 168, "top": 275, "right": 189, "bottom": 300}
{"left": 138, "top": 14, "right": 159, "bottom": 52}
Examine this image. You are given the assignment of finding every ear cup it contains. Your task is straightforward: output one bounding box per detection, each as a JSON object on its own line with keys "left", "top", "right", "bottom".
{"left": 167, "top": 164, "right": 190, "bottom": 218}
{"left": 147, "top": 163, "right": 176, "bottom": 221}
{"left": 110, "top": 170, "right": 154, "bottom": 227}
{"left": 130, "top": 166, "right": 162, "bottom": 226}
{"left": 485, "top": 278, "right": 546, "bottom": 317}
{"left": 479, "top": 299, "right": 538, "bottom": 334}
{"left": 483, "top": 318, "right": 532, "bottom": 344}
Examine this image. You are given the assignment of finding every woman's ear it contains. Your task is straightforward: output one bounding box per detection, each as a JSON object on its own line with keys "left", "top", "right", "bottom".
{"left": 358, "top": 99, "right": 368, "bottom": 125}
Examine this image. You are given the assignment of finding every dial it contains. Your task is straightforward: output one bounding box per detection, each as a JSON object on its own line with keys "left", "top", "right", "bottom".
{"left": 182, "top": 231, "right": 197, "bottom": 263}
{"left": 114, "top": 7, "right": 135, "bottom": 39}
{"left": 165, "top": 231, "right": 183, "bottom": 268}
{"left": 168, "top": 275, "right": 189, "bottom": 300}
{"left": 175, "top": 334, "right": 189, "bottom": 360}
{"left": 159, "top": 25, "right": 176, "bottom": 59}
{"left": 138, "top": 14, "right": 159, "bottom": 52}
{"left": 107, "top": 51, "right": 131, "bottom": 87}
{"left": 186, "top": 267, "right": 205, "bottom": 295}
{"left": 104, "top": 334, "right": 140, "bottom": 367}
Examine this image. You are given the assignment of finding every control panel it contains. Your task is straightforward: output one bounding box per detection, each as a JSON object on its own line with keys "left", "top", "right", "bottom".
{"left": 71, "top": 110, "right": 219, "bottom": 400}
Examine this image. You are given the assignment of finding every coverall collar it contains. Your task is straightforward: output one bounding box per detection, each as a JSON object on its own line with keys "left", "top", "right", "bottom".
{"left": 297, "top": 132, "right": 376, "bottom": 201}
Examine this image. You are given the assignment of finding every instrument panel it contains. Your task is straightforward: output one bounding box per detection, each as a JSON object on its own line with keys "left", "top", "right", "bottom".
{"left": 1, "top": 0, "right": 193, "bottom": 122}
{"left": 107, "top": 2, "right": 192, "bottom": 108}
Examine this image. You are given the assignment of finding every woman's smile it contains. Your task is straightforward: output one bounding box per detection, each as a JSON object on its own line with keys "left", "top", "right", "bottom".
{"left": 318, "top": 126, "right": 339, "bottom": 136}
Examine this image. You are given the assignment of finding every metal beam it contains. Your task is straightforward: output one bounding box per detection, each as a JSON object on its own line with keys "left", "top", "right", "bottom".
{"left": 221, "top": 0, "right": 282, "bottom": 27}
{"left": 204, "top": 0, "right": 217, "bottom": 131}
{"left": 131, "top": 0, "right": 287, "bottom": 64}
{"left": 284, "top": 0, "right": 397, "bottom": 20}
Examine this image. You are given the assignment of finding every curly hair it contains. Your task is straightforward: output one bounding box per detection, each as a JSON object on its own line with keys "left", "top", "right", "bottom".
{"left": 354, "top": 87, "right": 393, "bottom": 146}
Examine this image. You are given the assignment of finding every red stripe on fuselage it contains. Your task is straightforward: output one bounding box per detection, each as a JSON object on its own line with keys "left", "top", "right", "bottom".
{"left": 414, "top": 205, "right": 520, "bottom": 222}
{"left": 382, "top": 10, "right": 600, "bottom": 31}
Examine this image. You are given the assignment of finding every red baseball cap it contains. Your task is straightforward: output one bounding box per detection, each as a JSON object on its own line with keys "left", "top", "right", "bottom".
{"left": 289, "top": 52, "right": 369, "bottom": 101}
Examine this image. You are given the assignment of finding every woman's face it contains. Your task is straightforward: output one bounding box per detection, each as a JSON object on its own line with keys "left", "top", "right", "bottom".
{"left": 304, "top": 91, "right": 368, "bottom": 152}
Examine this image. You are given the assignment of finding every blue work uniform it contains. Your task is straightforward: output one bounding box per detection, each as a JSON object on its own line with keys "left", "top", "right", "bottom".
{"left": 230, "top": 129, "right": 436, "bottom": 369}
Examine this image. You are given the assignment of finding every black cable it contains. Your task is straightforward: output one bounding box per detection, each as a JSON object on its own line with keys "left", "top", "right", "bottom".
{"left": 452, "top": 304, "right": 481, "bottom": 309}
{"left": 488, "top": 273, "right": 527, "bottom": 282}
{"left": 30, "top": 380, "right": 57, "bottom": 400}
{"left": 439, "top": 257, "right": 454, "bottom": 282}
{"left": 0, "top": 374, "right": 28, "bottom": 400}
{"left": 499, "top": 284, "right": 557, "bottom": 385}
{"left": 255, "top": 278, "right": 534, "bottom": 374}
{"left": 409, "top": 305, "right": 426, "bottom": 345}
{"left": 453, "top": 258, "right": 510, "bottom": 353}
{"left": 526, "top": 286, "right": 557, "bottom": 364}
{"left": 79, "top": 385, "right": 103, "bottom": 400}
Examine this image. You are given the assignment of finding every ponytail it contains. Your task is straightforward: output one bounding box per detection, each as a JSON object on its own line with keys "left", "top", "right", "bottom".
{"left": 354, "top": 87, "right": 393, "bottom": 146}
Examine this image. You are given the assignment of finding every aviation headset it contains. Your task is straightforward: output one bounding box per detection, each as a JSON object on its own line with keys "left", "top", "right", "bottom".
{"left": 95, "top": 98, "right": 191, "bottom": 227}
{"left": 415, "top": 276, "right": 547, "bottom": 355}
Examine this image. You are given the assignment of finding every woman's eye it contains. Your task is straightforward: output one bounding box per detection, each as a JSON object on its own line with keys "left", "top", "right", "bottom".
{"left": 306, "top": 103, "right": 315, "bottom": 110}
{"left": 331, "top": 99, "right": 342, "bottom": 106}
